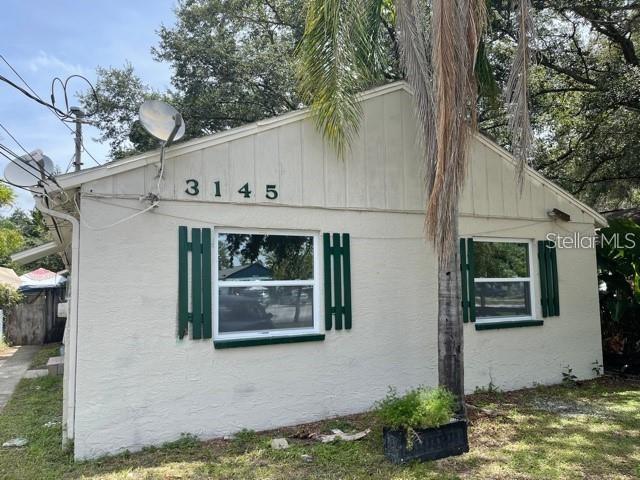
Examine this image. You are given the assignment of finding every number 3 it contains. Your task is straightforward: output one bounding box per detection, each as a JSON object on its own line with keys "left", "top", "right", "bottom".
{"left": 185, "top": 179, "right": 199, "bottom": 196}
{"left": 266, "top": 184, "right": 278, "bottom": 200}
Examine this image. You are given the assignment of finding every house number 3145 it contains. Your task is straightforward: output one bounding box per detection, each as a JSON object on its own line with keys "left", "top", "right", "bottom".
{"left": 185, "top": 179, "right": 278, "bottom": 200}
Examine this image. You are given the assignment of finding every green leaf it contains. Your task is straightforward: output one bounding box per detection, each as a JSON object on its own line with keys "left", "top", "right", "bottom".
{"left": 296, "top": 0, "right": 385, "bottom": 157}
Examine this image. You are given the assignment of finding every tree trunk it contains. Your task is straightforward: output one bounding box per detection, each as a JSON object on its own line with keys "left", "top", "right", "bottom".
{"left": 437, "top": 217, "right": 466, "bottom": 416}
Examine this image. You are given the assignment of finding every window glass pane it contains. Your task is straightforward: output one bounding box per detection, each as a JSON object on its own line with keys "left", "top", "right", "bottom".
{"left": 475, "top": 281, "right": 531, "bottom": 318}
{"left": 218, "top": 233, "right": 314, "bottom": 281}
{"left": 218, "top": 286, "right": 314, "bottom": 333}
{"left": 474, "top": 242, "right": 529, "bottom": 278}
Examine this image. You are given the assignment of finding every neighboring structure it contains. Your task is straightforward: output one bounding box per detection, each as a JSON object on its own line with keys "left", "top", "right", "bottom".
{"left": 3, "top": 268, "right": 66, "bottom": 345}
{"left": 22, "top": 82, "right": 605, "bottom": 459}
{"left": 0, "top": 267, "right": 21, "bottom": 341}
{"left": 219, "top": 262, "right": 272, "bottom": 280}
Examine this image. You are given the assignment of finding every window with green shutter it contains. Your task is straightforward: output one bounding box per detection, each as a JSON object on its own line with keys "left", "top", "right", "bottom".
{"left": 212, "top": 230, "right": 325, "bottom": 348}
{"left": 461, "top": 237, "right": 544, "bottom": 330}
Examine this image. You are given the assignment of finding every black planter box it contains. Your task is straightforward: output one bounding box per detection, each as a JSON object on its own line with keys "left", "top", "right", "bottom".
{"left": 383, "top": 420, "right": 469, "bottom": 464}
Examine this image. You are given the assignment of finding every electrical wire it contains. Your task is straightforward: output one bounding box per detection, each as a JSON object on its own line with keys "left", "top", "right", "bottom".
{"left": 0, "top": 55, "right": 102, "bottom": 166}
{"left": 0, "top": 122, "right": 57, "bottom": 179}
{"left": 72, "top": 194, "right": 157, "bottom": 231}
{"left": 0, "top": 73, "right": 69, "bottom": 117}
{"left": 51, "top": 75, "right": 100, "bottom": 118}
{"left": 0, "top": 146, "right": 49, "bottom": 185}
{"left": 0, "top": 176, "right": 40, "bottom": 194}
{"left": 64, "top": 154, "right": 76, "bottom": 174}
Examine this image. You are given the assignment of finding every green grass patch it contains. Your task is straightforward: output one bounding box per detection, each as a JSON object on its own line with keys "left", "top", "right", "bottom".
{"left": 0, "top": 376, "right": 639, "bottom": 479}
{"left": 29, "top": 343, "right": 61, "bottom": 370}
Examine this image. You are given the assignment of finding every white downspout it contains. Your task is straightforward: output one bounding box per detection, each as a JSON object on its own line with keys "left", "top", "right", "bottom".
{"left": 36, "top": 199, "right": 80, "bottom": 447}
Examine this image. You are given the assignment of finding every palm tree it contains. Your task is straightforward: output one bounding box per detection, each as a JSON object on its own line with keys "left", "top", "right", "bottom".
{"left": 297, "top": 0, "right": 533, "bottom": 412}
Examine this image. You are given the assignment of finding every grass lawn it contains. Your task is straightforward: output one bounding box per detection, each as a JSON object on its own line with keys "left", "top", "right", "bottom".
{"left": 29, "top": 343, "right": 61, "bottom": 370}
{"left": 0, "top": 376, "right": 639, "bottom": 479}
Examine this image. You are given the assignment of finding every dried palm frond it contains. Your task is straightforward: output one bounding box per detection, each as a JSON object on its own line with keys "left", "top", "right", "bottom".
{"left": 396, "top": 0, "right": 437, "bottom": 196}
{"left": 296, "top": 0, "right": 385, "bottom": 158}
{"left": 427, "top": 0, "right": 486, "bottom": 264}
{"left": 505, "top": 0, "right": 535, "bottom": 190}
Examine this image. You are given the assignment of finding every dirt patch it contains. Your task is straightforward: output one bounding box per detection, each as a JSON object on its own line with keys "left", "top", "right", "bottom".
{"left": 527, "top": 397, "right": 608, "bottom": 418}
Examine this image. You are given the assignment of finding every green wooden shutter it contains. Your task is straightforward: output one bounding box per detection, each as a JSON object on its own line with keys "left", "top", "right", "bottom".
{"left": 459, "top": 238, "right": 476, "bottom": 323}
{"left": 323, "top": 233, "right": 352, "bottom": 331}
{"left": 550, "top": 244, "right": 559, "bottom": 316}
{"left": 178, "top": 227, "right": 189, "bottom": 338}
{"left": 460, "top": 238, "right": 469, "bottom": 323}
{"left": 178, "top": 226, "right": 213, "bottom": 340}
{"left": 538, "top": 240, "right": 559, "bottom": 318}
{"left": 537, "top": 240, "right": 548, "bottom": 318}
{"left": 468, "top": 239, "right": 476, "bottom": 322}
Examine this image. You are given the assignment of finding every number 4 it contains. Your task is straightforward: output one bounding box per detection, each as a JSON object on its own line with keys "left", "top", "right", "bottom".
{"left": 238, "top": 183, "right": 252, "bottom": 198}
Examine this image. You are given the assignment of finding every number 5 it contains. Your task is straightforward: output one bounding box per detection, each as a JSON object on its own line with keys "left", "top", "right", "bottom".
{"left": 266, "top": 184, "right": 278, "bottom": 200}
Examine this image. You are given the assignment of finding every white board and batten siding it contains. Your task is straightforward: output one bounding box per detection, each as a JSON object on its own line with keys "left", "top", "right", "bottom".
{"left": 70, "top": 84, "right": 603, "bottom": 459}
{"left": 84, "top": 87, "right": 597, "bottom": 226}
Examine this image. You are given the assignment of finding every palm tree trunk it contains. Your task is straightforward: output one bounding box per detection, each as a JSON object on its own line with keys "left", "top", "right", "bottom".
{"left": 437, "top": 213, "right": 465, "bottom": 415}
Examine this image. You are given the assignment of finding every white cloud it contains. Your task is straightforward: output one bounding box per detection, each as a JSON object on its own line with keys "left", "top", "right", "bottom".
{"left": 28, "top": 51, "right": 88, "bottom": 76}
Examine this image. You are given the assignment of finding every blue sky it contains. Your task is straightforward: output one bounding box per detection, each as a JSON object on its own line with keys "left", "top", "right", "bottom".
{"left": 0, "top": 0, "right": 177, "bottom": 212}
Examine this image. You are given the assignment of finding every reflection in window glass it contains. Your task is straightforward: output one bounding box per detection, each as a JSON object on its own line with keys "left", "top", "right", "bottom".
{"left": 473, "top": 240, "right": 533, "bottom": 320}
{"left": 475, "top": 282, "right": 531, "bottom": 318}
{"left": 218, "top": 286, "right": 314, "bottom": 333}
{"left": 216, "top": 231, "right": 317, "bottom": 338}
{"left": 474, "top": 242, "right": 529, "bottom": 278}
{"left": 218, "top": 233, "right": 314, "bottom": 281}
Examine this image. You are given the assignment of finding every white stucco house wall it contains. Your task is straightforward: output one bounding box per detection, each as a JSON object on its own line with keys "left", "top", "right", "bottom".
{"left": 24, "top": 82, "right": 605, "bottom": 459}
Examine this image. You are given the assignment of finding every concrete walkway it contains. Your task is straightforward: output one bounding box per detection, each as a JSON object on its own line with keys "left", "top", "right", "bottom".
{"left": 0, "top": 345, "right": 40, "bottom": 412}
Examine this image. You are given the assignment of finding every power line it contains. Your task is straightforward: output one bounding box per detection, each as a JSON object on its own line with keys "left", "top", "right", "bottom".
{"left": 0, "top": 145, "right": 49, "bottom": 185}
{"left": 0, "top": 123, "right": 57, "bottom": 180}
{"left": 0, "top": 55, "right": 102, "bottom": 167}
{"left": 0, "top": 176, "right": 39, "bottom": 194}
{"left": 0, "top": 73, "right": 69, "bottom": 117}
{"left": 0, "top": 122, "right": 55, "bottom": 177}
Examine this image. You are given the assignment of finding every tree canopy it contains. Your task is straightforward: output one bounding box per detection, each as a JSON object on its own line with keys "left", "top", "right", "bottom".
{"left": 0, "top": 185, "right": 23, "bottom": 263}
{"left": 81, "top": 0, "right": 640, "bottom": 210}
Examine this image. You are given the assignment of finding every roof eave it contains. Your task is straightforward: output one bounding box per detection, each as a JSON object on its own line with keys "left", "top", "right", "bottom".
{"left": 10, "top": 241, "right": 62, "bottom": 265}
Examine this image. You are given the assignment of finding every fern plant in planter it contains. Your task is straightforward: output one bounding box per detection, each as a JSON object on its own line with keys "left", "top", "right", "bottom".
{"left": 376, "top": 386, "right": 468, "bottom": 464}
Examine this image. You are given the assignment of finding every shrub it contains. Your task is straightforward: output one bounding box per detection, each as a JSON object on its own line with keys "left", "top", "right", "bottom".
{"left": 0, "top": 284, "right": 22, "bottom": 309}
{"left": 375, "top": 386, "right": 455, "bottom": 431}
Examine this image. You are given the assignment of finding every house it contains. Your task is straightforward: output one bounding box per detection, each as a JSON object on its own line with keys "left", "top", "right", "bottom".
{"left": 19, "top": 82, "right": 605, "bottom": 459}
{"left": 3, "top": 268, "right": 66, "bottom": 345}
{"left": 219, "top": 262, "right": 272, "bottom": 280}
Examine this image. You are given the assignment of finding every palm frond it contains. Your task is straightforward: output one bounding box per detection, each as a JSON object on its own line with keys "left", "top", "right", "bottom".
{"left": 427, "top": 0, "right": 486, "bottom": 263}
{"left": 296, "top": 0, "right": 385, "bottom": 157}
{"left": 476, "top": 40, "right": 500, "bottom": 105}
{"left": 505, "top": 0, "right": 535, "bottom": 191}
{"left": 396, "top": 0, "right": 437, "bottom": 197}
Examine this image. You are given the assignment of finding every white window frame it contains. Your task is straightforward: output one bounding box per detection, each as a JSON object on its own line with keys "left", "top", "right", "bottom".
{"left": 213, "top": 228, "right": 321, "bottom": 340}
{"left": 473, "top": 237, "right": 536, "bottom": 324}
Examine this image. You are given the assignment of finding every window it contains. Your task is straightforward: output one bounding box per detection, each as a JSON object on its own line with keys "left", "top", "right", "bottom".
{"left": 214, "top": 230, "right": 319, "bottom": 340}
{"left": 473, "top": 239, "right": 534, "bottom": 322}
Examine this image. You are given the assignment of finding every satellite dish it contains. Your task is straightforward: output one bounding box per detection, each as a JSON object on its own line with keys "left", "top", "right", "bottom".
{"left": 3, "top": 149, "right": 53, "bottom": 187}
{"left": 138, "top": 100, "right": 185, "bottom": 203}
{"left": 139, "top": 100, "right": 185, "bottom": 143}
